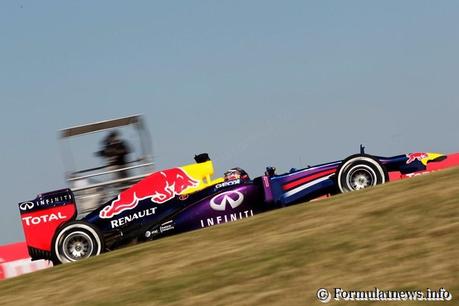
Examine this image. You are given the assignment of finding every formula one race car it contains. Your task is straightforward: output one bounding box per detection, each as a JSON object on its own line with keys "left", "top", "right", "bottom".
{"left": 18, "top": 147, "right": 459, "bottom": 265}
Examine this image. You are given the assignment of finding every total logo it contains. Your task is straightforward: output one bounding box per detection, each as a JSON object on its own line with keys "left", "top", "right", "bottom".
{"left": 210, "top": 191, "right": 244, "bottom": 211}
{"left": 404, "top": 171, "right": 433, "bottom": 178}
{"left": 22, "top": 212, "right": 67, "bottom": 226}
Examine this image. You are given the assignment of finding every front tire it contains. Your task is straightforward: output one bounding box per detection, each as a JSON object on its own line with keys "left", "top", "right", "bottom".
{"left": 337, "top": 155, "right": 387, "bottom": 193}
{"left": 53, "top": 222, "right": 103, "bottom": 265}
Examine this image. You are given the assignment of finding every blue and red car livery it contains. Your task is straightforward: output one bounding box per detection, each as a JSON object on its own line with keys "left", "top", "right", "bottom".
{"left": 18, "top": 150, "right": 459, "bottom": 264}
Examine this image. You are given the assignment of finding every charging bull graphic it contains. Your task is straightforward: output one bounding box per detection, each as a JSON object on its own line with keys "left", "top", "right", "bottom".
{"left": 406, "top": 152, "right": 429, "bottom": 164}
{"left": 100, "top": 168, "right": 199, "bottom": 219}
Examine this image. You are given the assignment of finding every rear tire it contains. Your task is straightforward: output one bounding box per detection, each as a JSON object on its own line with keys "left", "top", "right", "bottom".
{"left": 53, "top": 222, "right": 103, "bottom": 264}
{"left": 337, "top": 155, "right": 387, "bottom": 193}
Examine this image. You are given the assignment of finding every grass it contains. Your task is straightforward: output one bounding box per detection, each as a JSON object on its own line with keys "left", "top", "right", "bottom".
{"left": 1, "top": 167, "right": 459, "bottom": 306}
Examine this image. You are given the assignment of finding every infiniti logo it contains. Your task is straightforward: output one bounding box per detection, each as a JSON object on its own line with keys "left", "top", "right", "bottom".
{"left": 210, "top": 191, "right": 244, "bottom": 211}
{"left": 19, "top": 201, "right": 35, "bottom": 211}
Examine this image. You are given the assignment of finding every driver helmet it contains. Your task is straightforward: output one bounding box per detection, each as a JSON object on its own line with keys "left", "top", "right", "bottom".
{"left": 224, "top": 167, "right": 249, "bottom": 182}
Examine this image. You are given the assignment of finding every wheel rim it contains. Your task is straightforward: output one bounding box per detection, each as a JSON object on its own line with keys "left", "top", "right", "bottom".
{"left": 346, "top": 165, "right": 377, "bottom": 191}
{"left": 337, "top": 156, "right": 386, "bottom": 193}
{"left": 62, "top": 231, "right": 94, "bottom": 261}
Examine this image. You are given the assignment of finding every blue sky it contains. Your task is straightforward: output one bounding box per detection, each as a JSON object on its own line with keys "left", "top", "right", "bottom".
{"left": 1, "top": 1, "right": 458, "bottom": 244}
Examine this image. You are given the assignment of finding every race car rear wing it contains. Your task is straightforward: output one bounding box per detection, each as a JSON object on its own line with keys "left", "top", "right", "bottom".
{"left": 18, "top": 189, "right": 77, "bottom": 260}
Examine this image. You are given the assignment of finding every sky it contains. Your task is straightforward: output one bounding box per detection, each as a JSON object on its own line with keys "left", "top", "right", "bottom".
{"left": 1, "top": 1, "right": 458, "bottom": 244}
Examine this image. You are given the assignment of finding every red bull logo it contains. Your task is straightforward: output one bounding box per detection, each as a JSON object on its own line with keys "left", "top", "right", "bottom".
{"left": 406, "top": 152, "right": 429, "bottom": 164}
{"left": 100, "top": 168, "right": 199, "bottom": 219}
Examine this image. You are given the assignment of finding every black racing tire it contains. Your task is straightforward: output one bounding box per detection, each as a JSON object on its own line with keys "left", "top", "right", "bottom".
{"left": 52, "top": 221, "right": 104, "bottom": 265}
{"left": 336, "top": 155, "right": 388, "bottom": 193}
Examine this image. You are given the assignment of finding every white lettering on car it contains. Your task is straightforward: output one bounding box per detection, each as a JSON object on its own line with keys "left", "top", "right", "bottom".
{"left": 110, "top": 207, "right": 157, "bottom": 228}
{"left": 22, "top": 212, "right": 67, "bottom": 226}
{"left": 199, "top": 210, "right": 254, "bottom": 228}
{"left": 215, "top": 179, "right": 241, "bottom": 189}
